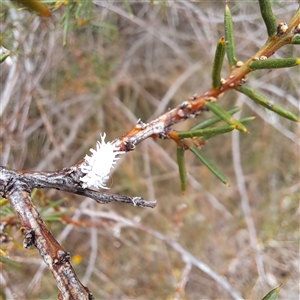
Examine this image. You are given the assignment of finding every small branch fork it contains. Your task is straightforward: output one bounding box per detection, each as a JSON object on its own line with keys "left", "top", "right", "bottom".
{"left": 0, "top": 90, "right": 237, "bottom": 299}
{"left": 113, "top": 9, "right": 300, "bottom": 151}
{"left": 0, "top": 95, "right": 216, "bottom": 299}
{"left": 0, "top": 175, "right": 94, "bottom": 300}
{"left": 0, "top": 59, "right": 289, "bottom": 300}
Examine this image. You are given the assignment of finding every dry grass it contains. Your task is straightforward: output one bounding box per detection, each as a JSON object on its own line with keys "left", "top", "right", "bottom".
{"left": 1, "top": 1, "right": 299, "bottom": 299}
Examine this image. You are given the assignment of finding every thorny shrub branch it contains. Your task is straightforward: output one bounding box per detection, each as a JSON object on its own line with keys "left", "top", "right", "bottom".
{"left": 1, "top": 1, "right": 299, "bottom": 299}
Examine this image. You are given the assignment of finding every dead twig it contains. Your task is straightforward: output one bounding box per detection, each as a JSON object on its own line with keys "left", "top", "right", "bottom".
{"left": 0, "top": 174, "right": 94, "bottom": 299}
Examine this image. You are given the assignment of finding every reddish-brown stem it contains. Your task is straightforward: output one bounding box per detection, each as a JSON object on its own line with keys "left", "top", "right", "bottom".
{"left": 111, "top": 9, "right": 299, "bottom": 147}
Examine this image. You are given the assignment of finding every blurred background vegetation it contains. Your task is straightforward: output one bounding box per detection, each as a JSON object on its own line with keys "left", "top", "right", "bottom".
{"left": 1, "top": 1, "right": 299, "bottom": 299}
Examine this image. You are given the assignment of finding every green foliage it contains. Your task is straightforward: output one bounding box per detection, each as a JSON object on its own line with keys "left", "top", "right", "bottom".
{"left": 224, "top": 4, "right": 236, "bottom": 67}
{"left": 258, "top": 0, "right": 277, "bottom": 37}
{"left": 292, "top": 34, "right": 300, "bottom": 44}
{"left": 0, "top": 202, "right": 14, "bottom": 217}
{"left": 6, "top": 0, "right": 94, "bottom": 46}
{"left": 212, "top": 38, "right": 226, "bottom": 88}
{"left": 122, "top": 0, "right": 134, "bottom": 18}
{"left": 1, "top": 1, "right": 299, "bottom": 298}
{"left": 0, "top": 51, "right": 11, "bottom": 64}
{"left": 176, "top": 147, "right": 187, "bottom": 193}
{"left": 249, "top": 58, "right": 300, "bottom": 70}
{"left": 261, "top": 285, "right": 282, "bottom": 300}
{"left": 58, "top": 0, "right": 94, "bottom": 45}
{"left": 38, "top": 198, "right": 66, "bottom": 221}
{"left": 201, "top": 117, "right": 255, "bottom": 141}
{"left": 238, "top": 85, "right": 299, "bottom": 122}
{"left": 191, "top": 106, "right": 242, "bottom": 131}
{"left": 173, "top": 2, "right": 299, "bottom": 189}
{"left": 189, "top": 146, "right": 229, "bottom": 186}
{"left": 176, "top": 110, "right": 254, "bottom": 189}
{"left": 31, "top": 190, "right": 67, "bottom": 221}
{"left": 205, "top": 102, "right": 248, "bottom": 133}
{"left": 0, "top": 255, "right": 20, "bottom": 268}
{"left": 0, "top": 198, "right": 9, "bottom": 206}
{"left": 179, "top": 116, "right": 254, "bottom": 140}
{"left": 178, "top": 124, "right": 236, "bottom": 139}
{"left": 0, "top": 191, "right": 66, "bottom": 225}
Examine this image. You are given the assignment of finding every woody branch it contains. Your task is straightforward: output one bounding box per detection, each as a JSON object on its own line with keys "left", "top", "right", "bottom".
{"left": 1, "top": 3, "right": 299, "bottom": 299}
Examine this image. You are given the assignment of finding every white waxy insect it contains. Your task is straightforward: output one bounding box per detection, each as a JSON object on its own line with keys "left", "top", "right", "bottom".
{"left": 80, "top": 133, "right": 125, "bottom": 189}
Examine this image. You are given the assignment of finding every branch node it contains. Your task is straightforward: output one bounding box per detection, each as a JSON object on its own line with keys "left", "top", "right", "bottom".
{"left": 135, "top": 118, "right": 147, "bottom": 129}
{"left": 21, "top": 228, "right": 35, "bottom": 249}
{"left": 54, "top": 250, "right": 71, "bottom": 265}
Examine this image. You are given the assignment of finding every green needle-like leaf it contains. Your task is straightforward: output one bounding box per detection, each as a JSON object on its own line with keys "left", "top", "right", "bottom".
{"left": 176, "top": 147, "right": 187, "bottom": 193}
{"left": 192, "top": 106, "right": 242, "bottom": 131}
{"left": 179, "top": 125, "right": 235, "bottom": 139}
{"left": 0, "top": 198, "right": 8, "bottom": 206}
{"left": 237, "top": 85, "right": 299, "bottom": 122}
{"left": 190, "top": 146, "right": 229, "bottom": 186}
{"left": 31, "top": 188, "right": 38, "bottom": 198}
{"left": 205, "top": 102, "right": 248, "bottom": 133}
{"left": 43, "top": 211, "right": 66, "bottom": 221}
{"left": 201, "top": 117, "right": 255, "bottom": 140}
{"left": 258, "top": 0, "right": 277, "bottom": 37}
{"left": 250, "top": 58, "right": 300, "bottom": 70}
{"left": 0, "top": 205, "right": 14, "bottom": 216}
{"left": 74, "top": 2, "right": 82, "bottom": 19}
{"left": 212, "top": 37, "right": 226, "bottom": 88}
{"left": 179, "top": 116, "right": 254, "bottom": 139}
{"left": 63, "top": 2, "right": 71, "bottom": 46}
{"left": 224, "top": 4, "right": 236, "bottom": 67}
{"left": 0, "top": 289, "right": 6, "bottom": 300}
{"left": 261, "top": 285, "right": 282, "bottom": 300}
{"left": 0, "top": 51, "right": 11, "bottom": 64}
{"left": 123, "top": 0, "right": 134, "bottom": 18}
{"left": 39, "top": 198, "right": 65, "bottom": 215}
{"left": 291, "top": 34, "right": 300, "bottom": 44}
{"left": 0, "top": 256, "right": 20, "bottom": 268}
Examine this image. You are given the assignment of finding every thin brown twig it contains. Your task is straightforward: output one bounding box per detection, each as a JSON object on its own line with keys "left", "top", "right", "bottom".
{"left": 231, "top": 116, "right": 267, "bottom": 288}
{"left": 79, "top": 208, "right": 244, "bottom": 300}
{"left": 0, "top": 167, "right": 156, "bottom": 208}
{"left": 174, "top": 261, "right": 192, "bottom": 300}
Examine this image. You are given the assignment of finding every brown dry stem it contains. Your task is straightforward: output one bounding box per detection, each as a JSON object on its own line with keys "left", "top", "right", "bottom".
{"left": 0, "top": 176, "right": 93, "bottom": 300}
